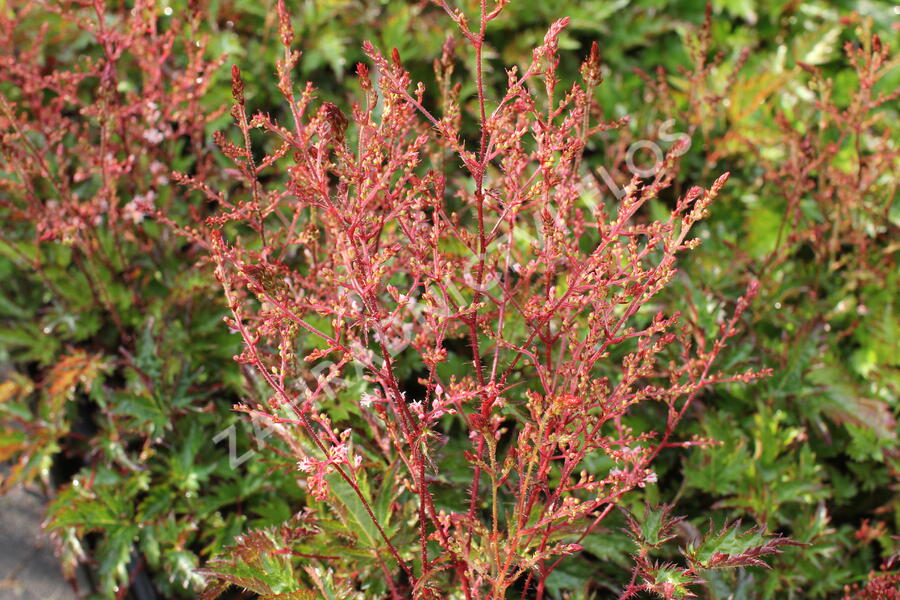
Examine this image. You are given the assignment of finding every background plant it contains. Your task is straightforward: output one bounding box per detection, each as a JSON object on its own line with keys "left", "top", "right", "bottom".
{"left": 0, "top": 1, "right": 302, "bottom": 596}
{"left": 584, "top": 7, "right": 899, "bottom": 597}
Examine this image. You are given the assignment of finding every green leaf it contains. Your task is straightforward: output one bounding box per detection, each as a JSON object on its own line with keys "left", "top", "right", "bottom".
{"left": 686, "top": 521, "right": 799, "bottom": 570}
{"left": 325, "top": 471, "right": 390, "bottom": 552}
{"left": 200, "top": 530, "right": 298, "bottom": 597}
{"left": 625, "top": 504, "right": 682, "bottom": 550}
{"left": 643, "top": 563, "right": 697, "bottom": 599}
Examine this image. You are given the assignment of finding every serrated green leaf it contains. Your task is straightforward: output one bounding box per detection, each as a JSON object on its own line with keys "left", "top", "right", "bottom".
{"left": 686, "top": 521, "right": 798, "bottom": 570}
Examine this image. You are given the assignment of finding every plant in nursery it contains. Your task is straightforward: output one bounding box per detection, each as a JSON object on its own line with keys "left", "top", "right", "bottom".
{"left": 0, "top": 2, "right": 301, "bottom": 597}
{"left": 614, "top": 11, "right": 899, "bottom": 597}
{"left": 194, "top": 1, "right": 791, "bottom": 598}
{"left": 0, "top": 0, "right": 222, "bottom": 389}
{"left": 733, "top": 24, "right": 898, "bottom": 595}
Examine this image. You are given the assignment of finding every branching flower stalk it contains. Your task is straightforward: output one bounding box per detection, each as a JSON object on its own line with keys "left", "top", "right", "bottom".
{"left": 201, "top": 1, "right": 782, "bottom": 598}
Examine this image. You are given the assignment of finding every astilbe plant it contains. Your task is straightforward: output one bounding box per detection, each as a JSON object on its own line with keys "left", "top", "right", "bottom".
{"left": 617, "top": 12, "right": 898, "bottom": 595}
{"left": 742, "top": 20, "right": 899, "bottom": 470}
{"left": 751, "top": 20, "right": 898, "bottom": 284}
{"left": 636, "top": 13, "right": 897, "bottom": 284}
{"left": 0, "top": 1, "right": 240, "bottom": 594}
{"left": 639, "top": 13, "right": 897, "bottom": 287}
{"left": 0, "top": 0, "right": 222, "bottom": 465}
{"left": 193, "top": 2, "right": 787, "bottom": 598}
{"left": 0, "top": 0, "right": 223, "bottom": 336}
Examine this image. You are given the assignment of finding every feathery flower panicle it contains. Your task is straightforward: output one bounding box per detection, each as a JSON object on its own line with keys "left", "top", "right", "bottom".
{"left": 195, "top": 2, "right": 777, "bottom": 598}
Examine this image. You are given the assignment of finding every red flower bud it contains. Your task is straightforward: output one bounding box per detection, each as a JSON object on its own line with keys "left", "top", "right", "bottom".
{"left": 231, "top": 64, "right": 245, "bottom": 105}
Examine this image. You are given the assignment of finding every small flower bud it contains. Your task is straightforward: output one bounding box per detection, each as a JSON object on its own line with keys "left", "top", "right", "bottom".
{"left": 231, "top": 64, "right": 245, "bottom": 105}
{"left": 711, "top": 171, "right": 730, "bottom": 193}
{"left": 319, "top": 102, "right": 348, "bottom": 145}
{"left": 357, "top": 62, "right": 371, "bottom": 90}
{"left": 580, "top": 41, "right": 603, "bottom": 86}
{"left": 277, "top": 0, "right": 294, "bottom": 47}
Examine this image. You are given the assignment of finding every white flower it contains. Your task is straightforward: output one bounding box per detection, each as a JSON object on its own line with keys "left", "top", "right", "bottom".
{"left": 122, "top": 200, "right": 145, "bottom": 224}
{"left": 142, "top": 128, "right": 165, "bottom": 145}
{"left": 640, "top": 470, "right": 658, "bottom": 488}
